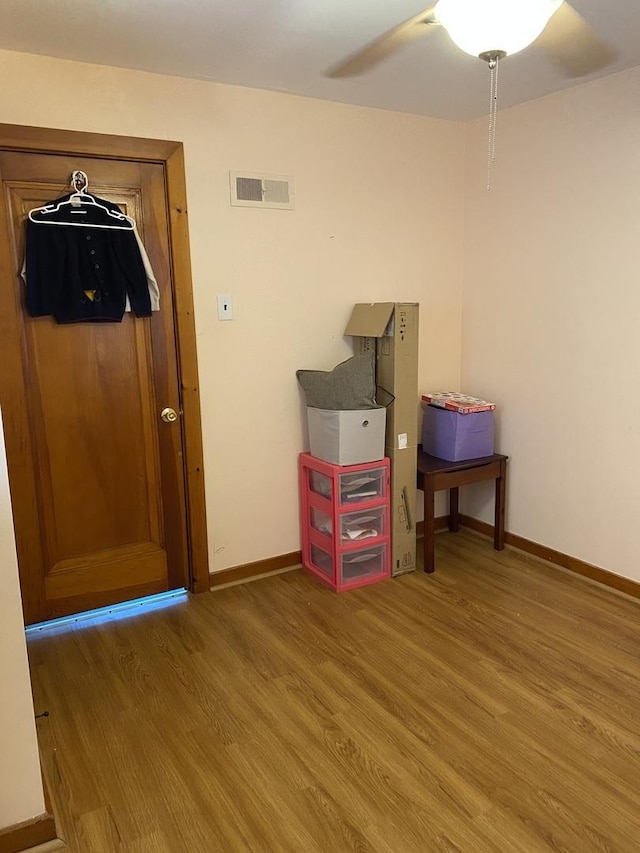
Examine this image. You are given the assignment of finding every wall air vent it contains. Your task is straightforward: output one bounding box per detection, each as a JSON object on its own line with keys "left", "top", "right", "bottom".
{"left": 229, "top": 171, "right": 295, "bottom": 210}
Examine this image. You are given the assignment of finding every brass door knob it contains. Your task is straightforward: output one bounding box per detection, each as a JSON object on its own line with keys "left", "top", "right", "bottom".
{"left": 161, "top": 407, "right": 178, "bottom": 423}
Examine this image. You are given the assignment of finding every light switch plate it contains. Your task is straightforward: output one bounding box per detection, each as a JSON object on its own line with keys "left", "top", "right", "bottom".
{"left": 217, "top": 295, "right": 233, "bottom": 320}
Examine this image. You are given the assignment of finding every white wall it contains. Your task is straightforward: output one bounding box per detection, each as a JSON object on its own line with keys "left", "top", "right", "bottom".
{"left": 461, "top": 67, "right": 640, "bottom": 581}
{"left": 0, "top": 409, "right": 46, "bottom": 829}
{"left": 0, "top": 49, "right": 465, "bottom": 569}
{"left": 4, "top": 50, "right": 637, "bottom": 583}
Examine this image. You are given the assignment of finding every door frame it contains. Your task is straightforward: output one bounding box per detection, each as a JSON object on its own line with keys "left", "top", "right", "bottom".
{"left": 0, "top": 122, "right": 210, "bottom": 595}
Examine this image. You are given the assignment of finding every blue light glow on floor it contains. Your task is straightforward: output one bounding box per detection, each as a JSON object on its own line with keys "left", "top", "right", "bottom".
{"left": 25, "top": 589, "right": 189, "bottom": 636}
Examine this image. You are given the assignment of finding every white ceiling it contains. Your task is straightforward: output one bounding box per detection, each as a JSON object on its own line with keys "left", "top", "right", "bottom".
{"left": 0, "top": 0, "right": 638, "bottom": 121}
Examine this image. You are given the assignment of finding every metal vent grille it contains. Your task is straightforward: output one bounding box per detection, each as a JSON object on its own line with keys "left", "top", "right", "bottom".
{"left": 235, "top": 176, "right": 263, "bottom": 202}
{"left": 264, "top": 179, "right": 290, "bottom": 205}
{"left": 230, "top": 171, "right": 295, "bottom": 209}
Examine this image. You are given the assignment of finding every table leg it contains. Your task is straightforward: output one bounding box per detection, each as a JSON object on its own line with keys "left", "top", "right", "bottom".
{"left": 424, "top": 477, "right": 436, "bottom": 574}
{"left": 449, "top": 487, "right": 459, "bottom": 532}
{"left": 494, "top": 459, "right": 506, "bottom": 550}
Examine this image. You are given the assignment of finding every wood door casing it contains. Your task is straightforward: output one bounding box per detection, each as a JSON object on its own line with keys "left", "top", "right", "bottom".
{"left": 0, "top": 149, "right": 194, "bottom": 623}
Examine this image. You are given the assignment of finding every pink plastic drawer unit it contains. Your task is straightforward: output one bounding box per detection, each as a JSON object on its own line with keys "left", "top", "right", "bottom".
{"left": 299, "top": 452, "right": 391, "bottom": 592}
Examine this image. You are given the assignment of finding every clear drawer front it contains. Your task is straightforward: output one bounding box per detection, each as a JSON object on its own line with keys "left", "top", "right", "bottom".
{"left": 338, "top": 467, "right": 386, "bottom": 505}
{"left": 340, "top": 544, "right": 387, "bottom": 585}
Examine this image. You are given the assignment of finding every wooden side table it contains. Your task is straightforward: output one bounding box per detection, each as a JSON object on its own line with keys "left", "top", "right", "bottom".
{"left": 416, "top": 448, "right": 508, "bottom": 573}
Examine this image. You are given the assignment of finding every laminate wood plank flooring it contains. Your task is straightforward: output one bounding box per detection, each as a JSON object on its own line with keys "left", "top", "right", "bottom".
{"left": 27, "top": 530, "right": 640, "bottom": 852}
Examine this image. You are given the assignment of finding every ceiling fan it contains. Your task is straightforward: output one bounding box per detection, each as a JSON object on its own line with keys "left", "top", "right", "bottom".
{"left": 327, "top": 0, "right": 615, "bottom": 80}
{"left": 328, "top": 1, "right": 615, "bottom": 188}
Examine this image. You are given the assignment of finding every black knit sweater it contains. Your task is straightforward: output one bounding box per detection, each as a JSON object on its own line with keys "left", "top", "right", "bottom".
{"left": 25, "top": 193, "right": 152, "bottom": 323}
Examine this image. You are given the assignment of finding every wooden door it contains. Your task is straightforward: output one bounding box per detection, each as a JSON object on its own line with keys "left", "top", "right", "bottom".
{"left": 0, "top": 150, "right": 193, "bottom": 624}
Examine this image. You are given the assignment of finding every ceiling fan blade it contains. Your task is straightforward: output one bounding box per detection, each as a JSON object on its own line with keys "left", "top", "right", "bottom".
{"left": 326, "top": 6, "right": 439, "bottom": 78}
{"left": 537, "top": 2, "right": 616, "bottom": 77}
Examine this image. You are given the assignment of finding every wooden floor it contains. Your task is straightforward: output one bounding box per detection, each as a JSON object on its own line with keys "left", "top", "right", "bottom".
{"left": 27, "top": 530, "right": 640, "bottom": 852}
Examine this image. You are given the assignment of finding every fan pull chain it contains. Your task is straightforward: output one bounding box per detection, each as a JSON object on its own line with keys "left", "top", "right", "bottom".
{"left": 486, "top": 54, "right": 501, "bottom": 191}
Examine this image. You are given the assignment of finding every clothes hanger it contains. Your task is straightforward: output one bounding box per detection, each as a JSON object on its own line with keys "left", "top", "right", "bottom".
{"left": 28, "top": 171, "right": 135, "bottom": 231}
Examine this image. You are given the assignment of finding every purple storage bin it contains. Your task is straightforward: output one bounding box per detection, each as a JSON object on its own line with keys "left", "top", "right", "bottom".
{"left": 422, "top": 405, "right": 494, "bottom": 462}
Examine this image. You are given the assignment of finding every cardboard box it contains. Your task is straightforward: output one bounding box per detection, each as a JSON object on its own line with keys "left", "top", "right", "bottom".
{"left": 386, "top": 444, "right": 417, "bottom": 575}
{"left": 345, "top": 303, "right": 419, "bottom": 575}
{"left": 345, "top": 303, "right": 419, "bottom": 450}
{"left": 422, "top": 404, "right": 494, "bottom": 462}
{"left": 307, "top": 406, "right": 386, "bottom": 466}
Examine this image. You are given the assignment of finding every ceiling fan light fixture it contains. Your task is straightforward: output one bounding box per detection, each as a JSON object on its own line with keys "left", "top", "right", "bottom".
{"left": 436, "top": 0, "right": 563, "bottom": 58}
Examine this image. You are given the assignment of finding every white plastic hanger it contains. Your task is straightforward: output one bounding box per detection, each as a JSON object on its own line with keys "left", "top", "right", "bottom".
{"left": 28, "top": 171, "right": 135, "bottom": 231}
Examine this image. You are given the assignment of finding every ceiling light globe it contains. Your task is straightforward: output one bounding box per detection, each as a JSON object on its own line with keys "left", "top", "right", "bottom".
{"left": 436, "top": 0, "right": 563, "bottom": 58}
